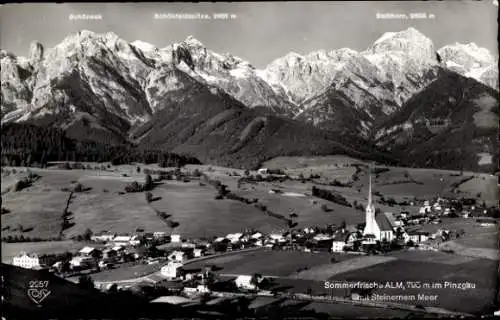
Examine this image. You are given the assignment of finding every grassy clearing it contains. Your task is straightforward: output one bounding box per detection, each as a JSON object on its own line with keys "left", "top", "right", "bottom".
{"left": 388, "top": 250, "right": 478, "bottom": 265}
{"left": 291, "top": 256, "right": 397, "bottom": 281}
{"left": 86, "top": 262, "right": 163, "bottom": 282}
{"left": 147, "top": 182, "right": 285, "bottom": 238}
{"left": 187, "top": 250, "right": 346, "bottom": 277}
{"left": 65, "top": 191, "right": 165, "bottom": 238}
{"left": 300, "top": 302, "right": 416, "bottom": 318}
{"left": 262, "top": 155, "right": 363, "bottom": 170}
{"left": 236, "top": 188, "right": 365, "bottom": 229}
{"left": 1, "top": 191, "right": 69, "bottom": 238}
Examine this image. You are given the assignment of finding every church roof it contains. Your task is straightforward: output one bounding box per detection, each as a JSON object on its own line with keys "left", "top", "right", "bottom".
{"left": 375, "top": 212, "right": 394, "bottom": 231}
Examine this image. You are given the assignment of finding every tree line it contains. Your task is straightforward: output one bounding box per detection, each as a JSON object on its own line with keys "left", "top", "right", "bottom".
{"left": 1, "top": 123, "right": 201, "bottom": 167}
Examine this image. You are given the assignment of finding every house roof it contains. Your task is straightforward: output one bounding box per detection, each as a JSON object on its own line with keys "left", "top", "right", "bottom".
{"left": 332, "top": 233, "right": 348, "bottom": 242}
{"left": 79, "top": 246, "right": 96, "bottom": 254}
{"left": 114, "top": 236, "right": 132, "bottom": 241}
{"left": 15, "top": 252, "right": 38, "bottom": 259}
{"left": 375, "top": 212, "right": 394, "bottom": 231}
{"left": 150, "top": 296, "right": 190, "bottom": 304}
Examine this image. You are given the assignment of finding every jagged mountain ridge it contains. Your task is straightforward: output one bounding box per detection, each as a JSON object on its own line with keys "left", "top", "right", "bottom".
{"left": 259, "top": 27, "right": 497, "bottom": 137}
{"left": 0, "top": 28, "right": 498, "bottom": 171}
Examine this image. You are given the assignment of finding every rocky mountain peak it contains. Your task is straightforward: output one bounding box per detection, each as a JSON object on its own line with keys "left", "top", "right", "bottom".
{"left": 367, "top": 27, "right": 436, "bottom": 61}
{"left": 180, "top": 35, "right": 205, "bottom": 50}
{"left": 29, "top": 41, "right": 44, "bottom": 66}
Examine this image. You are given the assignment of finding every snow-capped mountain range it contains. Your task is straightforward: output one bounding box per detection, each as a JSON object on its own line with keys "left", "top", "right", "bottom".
{"left": 1, "top": 27, "right": 498, "bottom": 137}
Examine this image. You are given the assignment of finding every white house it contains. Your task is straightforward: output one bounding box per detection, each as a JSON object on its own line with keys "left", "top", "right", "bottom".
{"left": 168, "top": 251, "right": 187, "bottom": 263}
{"left": 303, "top": 227, "right": 315, "bottom": 234}
{"left": 214, "top": 237, "right": 226, "bottom": 243}
{"left": 331, "top": 234, "right": 347, "bottom": 252}
{"left": 193, "top": 248, "right": 204, "bottom": 258}
{"left": 235, "top": 275, "right": 261, "bottom": 290}
{"left": 226, "top": 233, "right": 243, "bottom": 244}
{"left": 257, "top": 168, "right": 268, "bottom": 175}
{"left": 250, "top": 232, "right": 263, "bottom": 240}
{"left": 161, "top": 262, "right": 184, "bottom": 279}
{"left": 269, "top": 233, "right": 286, "bottom": 243}
{"left": 407, "top": 231, "right": 429, "bottom": 243}
{"left": 12, "top": 252, "right": 47, "bottom": 269}
{"left": 70, "top": 256, "right": 95, "bottom": 268}
{"left": 79, "top": 246, "right": 101, "bottom": 258}
{"left": 129, "top": 235, "right": 140, "bottom": 246}
{"left": 313, "top": 234, "right": 333, "bottom": 241}
{"left": 113, "top": 235, "right": 132, "bottom": 246}
{"left": 153, "top": 232, "right": 166, "bottom": 239}
{"left": 170, "top": 234, "right": 181, "bottom": 243}
{"left": 91, "top": 233, "right": 116, "bottom": 242}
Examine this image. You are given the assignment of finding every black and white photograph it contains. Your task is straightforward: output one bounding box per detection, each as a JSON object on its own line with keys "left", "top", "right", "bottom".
{"left": 1, "top": 1, "right": 499, "bottom": 319}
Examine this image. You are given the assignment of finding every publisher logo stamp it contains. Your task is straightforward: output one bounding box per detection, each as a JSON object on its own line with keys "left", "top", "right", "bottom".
{"left": 27, "top": 281, "right": 51, "bottom": 305}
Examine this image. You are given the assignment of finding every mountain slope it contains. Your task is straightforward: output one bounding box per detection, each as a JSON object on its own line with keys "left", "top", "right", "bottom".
{"left": 374, "top": 69, "right": 499, "bottom": 172}
{"left": 132, "top": 71, "right": 395, "bottom": 169}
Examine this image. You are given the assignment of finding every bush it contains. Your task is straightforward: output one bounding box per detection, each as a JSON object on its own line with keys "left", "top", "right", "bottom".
{"left": 74, "top": 183, "right": 84, "bottom": 193}
{"left": 312, "top": 186, "right": 351, "bottom": 207}
{"left": 321, "top": 204, "right": 333, "bottom": 212}
{"left": 254, "top": 203, "right": 267, "bottom": 212}
{"left": 125, "top": 181, "right": 143, "bottom": 193}
{"left": 144, "top": 174, "right": 153, "bottom": 191}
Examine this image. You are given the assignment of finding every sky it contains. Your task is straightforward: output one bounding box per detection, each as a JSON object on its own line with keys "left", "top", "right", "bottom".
{"left": 0, "top": 1, "right": 498, "bottom": 68}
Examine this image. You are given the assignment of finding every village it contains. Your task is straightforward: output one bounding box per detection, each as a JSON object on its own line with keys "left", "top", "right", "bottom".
{"left": 10, "top": 169, "right": 497, "bottom": 310}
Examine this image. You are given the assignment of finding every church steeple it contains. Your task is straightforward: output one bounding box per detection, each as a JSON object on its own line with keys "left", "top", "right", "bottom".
{"left": 367, "top": 164, "right": 372, "bottom": 207}
{"left": 363, "top": 163, "right": 377, "bottom": 238}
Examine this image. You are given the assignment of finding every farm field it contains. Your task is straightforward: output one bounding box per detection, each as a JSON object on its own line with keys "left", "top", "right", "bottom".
{"left": 264, "top": 155, "right": 498, "bottom": 205}
{"left": 186, "top": 250, "right": 353, "bottom": 277}
{"left": 65, "top": 191, "right": 166, "bottom": 238}
{"left": 328, "top": 257, "right": 498, "bottom": 314}
{"left": 290, "top": 255, "right": 397, "bottom": 281}
{"left": 1, "top": 159, "right": 497, "bottom": 247}
{"left": 1, "top": 241, "right": 94, "bottom": 263}
{"left": 81, "top": 261, "right": 164, "bottom": 282}
{"left": 299, "top": 301, "right": 418, "bottom": 318}
{"left": 196, "top": 247, "right": 498, "bottom": 314}
{"left": 1, "top": 191, "right": 70, "bottom": 238}
{"left": 415, "top": 217, "right": 499, "bottom": 251}
{"left": 147, "top": 182, "right": 286, "bottom": 238}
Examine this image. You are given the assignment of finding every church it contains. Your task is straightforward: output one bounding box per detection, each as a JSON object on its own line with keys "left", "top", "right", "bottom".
{"left": 362, "top": 169, "right": 395, "bottom": 243}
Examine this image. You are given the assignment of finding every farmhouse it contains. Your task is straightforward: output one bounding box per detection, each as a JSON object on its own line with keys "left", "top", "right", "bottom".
{"left": 193, "top": 248, "right": 204, "bottom": 258}
{"left": 91, "top": 233, "right": 116, "bottom": 242}
{"left": 269, "top": 233, "right": 286, "bottom": 243}
{"left": 79, "top": 246, "right": 102, "bottom": 258}
{"left": 250, "top": 232, "right": 263, "bottom": 240}
{"left": 235, "top": 275, "right": 262, "bottom": 291}
{"left": 225, "top": 233, "right": 244, "bottom": 244}
{"left": 161, "top": 261, "right": 184, "bottom": 279}
{"left": 331, "top": 233, "right": 347, "bottom": 252}
{"left": 168, "top": 250, "right": 187, "bottom": 263}
{"left": 12, "top": 252, "right": 49, "bottom": 269}
{"left": 171, "top": 234, "right": 181, "bottom": 243}
{"left": 70, "top": 256, "right": 96, "bottom": 268}
{"left": 112, "top": 235, "right": 139, "bottom": 246}
{"left": 153, "top": 231, "right": 167, "bottom": 239}
{"left": 407, "top": 231, "right": 430, "bottom": 243}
